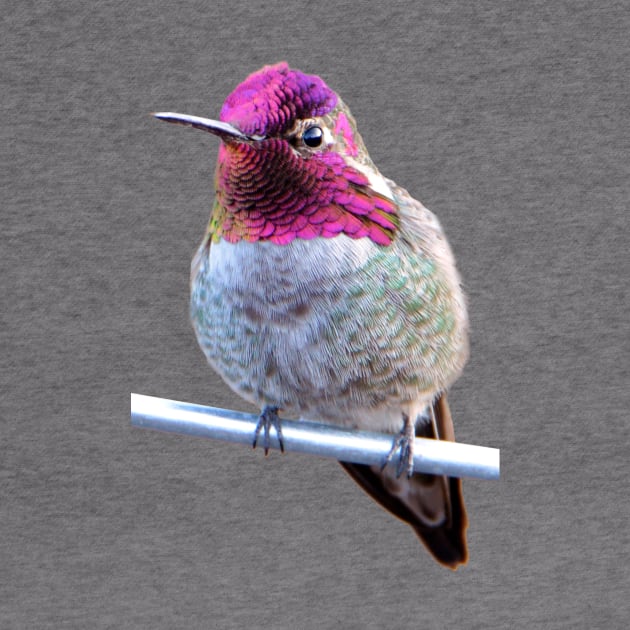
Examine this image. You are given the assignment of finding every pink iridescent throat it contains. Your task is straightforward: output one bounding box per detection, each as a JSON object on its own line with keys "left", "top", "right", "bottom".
{"left": 211, "top": 140, "right": 398, "bottom": 246}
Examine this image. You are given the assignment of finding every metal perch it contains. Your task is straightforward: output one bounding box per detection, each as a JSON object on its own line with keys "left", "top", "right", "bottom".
{"left": 130, "top": 393, "right": 500, "bottom": 480}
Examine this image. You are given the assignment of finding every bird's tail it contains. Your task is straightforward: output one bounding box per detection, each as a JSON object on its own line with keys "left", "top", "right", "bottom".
{"left": 339, "top": 393, "right": 468, "bottom": 568}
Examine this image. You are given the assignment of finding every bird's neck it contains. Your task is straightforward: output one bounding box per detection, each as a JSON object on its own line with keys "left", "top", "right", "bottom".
{"left": 208, "top": 141, "right": 399, "bottom": 246}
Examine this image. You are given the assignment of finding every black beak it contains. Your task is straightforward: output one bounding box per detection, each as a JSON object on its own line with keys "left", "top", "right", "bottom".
{"left": 152, "top": 112, "right": 257, "bottom": 142}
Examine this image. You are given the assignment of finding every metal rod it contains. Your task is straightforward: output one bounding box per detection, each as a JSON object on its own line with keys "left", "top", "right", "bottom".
{"left": 131, "top": 393, "right": 500, "bottom": 480}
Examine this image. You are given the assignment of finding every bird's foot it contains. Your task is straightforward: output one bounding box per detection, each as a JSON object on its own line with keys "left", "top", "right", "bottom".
{"left": 381, "top": 413, "right": 415, "bottom": 478}
{"left": 253, "top": 406, "right": 284, "bottom": 455}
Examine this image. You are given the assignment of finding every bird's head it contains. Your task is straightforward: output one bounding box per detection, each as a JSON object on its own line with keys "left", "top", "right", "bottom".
{"left": 155, "top": 62, "right": 398, "bottom": 245}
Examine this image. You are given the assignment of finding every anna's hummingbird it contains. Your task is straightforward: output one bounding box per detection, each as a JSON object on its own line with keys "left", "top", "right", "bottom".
{"left": 155, "top": 62, "right": 470, "bottom": 568}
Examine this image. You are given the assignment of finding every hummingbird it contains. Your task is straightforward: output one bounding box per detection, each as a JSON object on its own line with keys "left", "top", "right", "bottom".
{"left": 154, "top": 62, "right": 470, "bottom": 568}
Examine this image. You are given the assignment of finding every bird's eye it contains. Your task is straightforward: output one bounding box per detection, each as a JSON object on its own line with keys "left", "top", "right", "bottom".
{"left": 302, "top": 125, "right": 323, "bottom": 148}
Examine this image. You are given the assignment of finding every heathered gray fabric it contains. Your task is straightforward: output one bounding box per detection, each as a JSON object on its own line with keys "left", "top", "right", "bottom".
{"left": 2, "top": 2, "right": 628, "bottom": 628}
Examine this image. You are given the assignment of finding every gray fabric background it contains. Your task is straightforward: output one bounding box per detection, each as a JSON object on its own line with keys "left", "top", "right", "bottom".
{"left": 3, "top": 1, "right": 628, "bottom": 628}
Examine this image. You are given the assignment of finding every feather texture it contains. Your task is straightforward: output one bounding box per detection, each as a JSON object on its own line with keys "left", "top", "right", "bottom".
{"left": 161, "top": 62, "right": 471, "bottom": 566}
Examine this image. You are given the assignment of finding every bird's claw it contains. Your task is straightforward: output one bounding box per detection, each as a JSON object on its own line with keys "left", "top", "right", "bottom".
{"left": 381, "top": 414, "right": 415, "bottom": 478}
{"left": 253, "top": 406, "right": 284, "bottom": 455}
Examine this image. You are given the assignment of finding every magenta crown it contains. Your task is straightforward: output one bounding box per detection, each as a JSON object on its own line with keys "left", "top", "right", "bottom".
{"left": 219, "top": 62, "right": 338, "bottom": 136}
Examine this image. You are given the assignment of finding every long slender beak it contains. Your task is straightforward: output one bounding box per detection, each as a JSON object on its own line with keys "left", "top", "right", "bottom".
{"left": 152, "top": 112, "right": 256, "bottom": 142}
